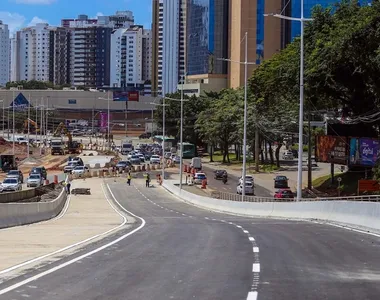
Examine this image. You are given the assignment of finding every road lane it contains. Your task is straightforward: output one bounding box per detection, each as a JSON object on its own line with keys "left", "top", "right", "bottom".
{"left": 0, "top": 179, "right": 379, "bottom": 299}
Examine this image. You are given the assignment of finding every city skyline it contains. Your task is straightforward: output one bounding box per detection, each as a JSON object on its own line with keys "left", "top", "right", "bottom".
{"left": 0, "top": 0, "right": 152, "bottom": 35}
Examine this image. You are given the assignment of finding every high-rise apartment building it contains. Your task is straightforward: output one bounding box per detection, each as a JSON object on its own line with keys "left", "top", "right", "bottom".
{"left": 142, "top": 29, "right": 152, "bottom": 82}
{"left": 13, "top": 23, "right": 70, "bottom": 85}
{"left": 228, "top": 0, "right": 281, "bottom": 88}
{"left": 62, "top": 12, "right": 134, "bottom": 29}
{"left": 110, "top": 26, "right": 144, "bottom": 87}
{"left": 0, "top": 21, "right": 10, "bottom": 86}
{"left": 151, "top": 0, "right": 186, "bottom": 95}
{"left": 187, "top": 0, "right": 229, "bottom": 75}
{"left": 70, "top": 26, "right": 112, "bottom": 87}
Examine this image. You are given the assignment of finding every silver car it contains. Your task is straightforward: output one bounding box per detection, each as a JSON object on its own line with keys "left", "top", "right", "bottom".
{"left": 26, "top": 174, "right": 43, "bottom": 187}
{"left": 0, "top": 177, "right": 22, "bottom": 192}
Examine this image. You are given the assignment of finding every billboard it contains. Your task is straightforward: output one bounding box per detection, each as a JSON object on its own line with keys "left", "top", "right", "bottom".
{"left": 100, "top": 112, "right": 108, "bottom": 131}
{"left": 316, "top": 135, "right": 347, "bottom": 164}
{"left": 113, "top": 91, "right": 140, "bottom": 102}
{"left": 349, "top": 138, "right": 380, "bottom": 166}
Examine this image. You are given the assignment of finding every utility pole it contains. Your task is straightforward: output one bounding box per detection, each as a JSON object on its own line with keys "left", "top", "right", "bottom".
{"left": 255, "top": 123, "right": 260, "bottom": 172}
{"left": 307, "top": 108, "right": 312, "bottom": 189}
{"left": 179, "top": 74, "right": 184, "bottom": 190}
{"left": 27, "top": 94, "right": 30, "bottom": 159}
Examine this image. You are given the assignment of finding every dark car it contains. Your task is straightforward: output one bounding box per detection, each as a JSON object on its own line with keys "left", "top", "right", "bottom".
{"left": 29, "top": 166, "right": 47, "bottom": 180}
{"left": 274, "top": 175, "right": 289, "bottom": 189}
{"left": 214, "top": 169, "right": 228, "bottom": 180}
{"left": 274, "top": 189, "right": 294, "bottom": 199}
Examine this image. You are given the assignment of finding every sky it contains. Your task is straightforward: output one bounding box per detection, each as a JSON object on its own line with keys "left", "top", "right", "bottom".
{"left": 0, "top": 0, "right": 152, "bottom": 35}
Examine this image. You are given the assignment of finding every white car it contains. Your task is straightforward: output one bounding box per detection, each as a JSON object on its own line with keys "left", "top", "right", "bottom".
{"left": 150, "top": 155, "right": 161, "bottom": 164}
{"left": 71, "top": 166, "right": 89, "bottom": 175}
{"left": 282, "top": 150, "right": 294, "bottom": 160}
{"left": 0, "top": 178, "right": 22, "bottom": 192}
{"left": 26, "top": 174, "right": 43, "bottom": 187}
{"left": 237, "top": 182, "right": 254, "bottom": 195}
{"left": 239, "top": 175, "right": 254, "bottom": 185}
{"left": 173, "top": 156, "right": 181, "bottom": 164}
{"left": 193, "top": 172, "right": 207, "bottom": 184}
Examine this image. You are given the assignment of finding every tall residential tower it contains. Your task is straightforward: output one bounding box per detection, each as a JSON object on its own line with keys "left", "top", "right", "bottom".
{"left": 0, "top": 21, "right": 10, "bottom": 86}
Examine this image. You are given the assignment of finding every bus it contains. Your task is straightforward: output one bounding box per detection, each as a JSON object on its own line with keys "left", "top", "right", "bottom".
{"left": 177, "top": 142, "right": 196, "bottom": 159}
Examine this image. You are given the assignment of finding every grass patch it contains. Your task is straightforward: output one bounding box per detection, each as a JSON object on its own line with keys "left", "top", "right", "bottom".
{"left": 313, "top": 171, "right": 365, "bottom": 196}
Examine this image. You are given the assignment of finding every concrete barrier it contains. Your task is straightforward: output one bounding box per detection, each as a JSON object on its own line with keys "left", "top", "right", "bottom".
{"left": 0, "top": 188, "right": 67, "bottom": 229}
{"left": 163, "top": 180, "right": 380, "bottom": 232}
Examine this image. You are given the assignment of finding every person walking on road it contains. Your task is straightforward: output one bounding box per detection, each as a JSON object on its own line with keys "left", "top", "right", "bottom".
{"left": 127, "top": 172, "right": 132, "bottom": 186}
{"left": 66, "top": 178, "right": 72, "bottom": 194}
{"left": 146, "top": 173, "right": 150, "bottom": 187}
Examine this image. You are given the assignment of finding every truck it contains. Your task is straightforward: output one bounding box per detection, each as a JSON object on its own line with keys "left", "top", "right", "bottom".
{"left": 0, "top": 155, "right": 17, "bottom": 173}
{"left": 51, "top": 138, "right": 65, "bottom": 155}
{"left": 190, "top": 157, "right": 202, "bottom": 170}
{"left": 121, "top": 141, "right": 133, "bottom": 155}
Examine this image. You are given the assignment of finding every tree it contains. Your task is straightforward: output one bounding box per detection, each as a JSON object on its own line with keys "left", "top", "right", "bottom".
{"left": 5, "top": 80, "right": 67, "bottom": 90}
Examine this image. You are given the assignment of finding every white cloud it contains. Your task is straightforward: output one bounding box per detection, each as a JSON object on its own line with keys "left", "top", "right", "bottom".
{"left": 0, "top": 11, "right": 26, "bottom": 34}
{"left": 27, "top": 16, "right": 48, "bottom": 26}
{"left": 96, "top": 12, "right": 104, "bottom": 17}
{"left": 14, "top": 0, "right": 56, "bottom": 4}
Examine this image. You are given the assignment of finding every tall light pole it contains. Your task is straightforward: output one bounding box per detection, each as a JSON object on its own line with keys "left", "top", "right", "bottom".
{"left": 219, "top": 32, "right": 255, "bottom": 199}
{"left": 27, "top": 94, "right": 30, "bottom": 159}
{"left": 264, "top": 2, "right": 313, "bottom": 200}
{"left": 12, "top": 90, "right": 15, "bottom": 155}
{"left": 0, "top": 100, "right": 4, "bottom": 138}
{"left": 99, "top": 91, "right": 113, "bottom": 151}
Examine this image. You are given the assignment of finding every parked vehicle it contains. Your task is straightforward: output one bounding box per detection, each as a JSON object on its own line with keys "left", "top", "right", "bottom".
{"left": 282, "top": 150, "right": 294, "bottom": 160}
{"left": 274, "top": 175, "right": 289, "bottom": 189}
{"left": 130, "top": 155, "right": 141, "bottom": 165}
{"left": 26, "top": 174, "right": 43, "bottom": 187}
{"left": 7, "top": 169, "right": 24, "bottom": 183}
{"left": 214, "top": 169, "right": 228, "bottom": 180}
{"left": 236, "top": 182, "right": 254, "bottom": 195}
{"left": 274, "top": 189, "right": 294, "bottom": 199}
{"left": 190, "top": 157, "right": 202, "bottom": 170}
{"left": 72, "top": 165, "right": 90, "bottom": 175}
{"left": 64, "top": 161, "right": 79, "bottom": 173}
{"left": 116, "top": 161, "right": 132, "bottom": 170}
{"left": 0, "top": 177, "right": 22, "bottom": 192}
{"left": 150, "top": 155, "right": 161, "bottom": 164}
{"left": 29, "top": 166, "right": 47, "bottom": 180}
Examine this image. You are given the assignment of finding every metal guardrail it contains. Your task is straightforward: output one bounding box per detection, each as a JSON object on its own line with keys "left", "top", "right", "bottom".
{"left": 211, "top": 191, "right": 380, "bottom": 203}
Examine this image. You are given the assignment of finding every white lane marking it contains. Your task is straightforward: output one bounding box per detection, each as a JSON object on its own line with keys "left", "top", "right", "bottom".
{"left": 0, "top": 184, "right": 127, "bottom": 276}
{"left": 205, "top": 217, "right": 209, "bottom": 220}
{"left": 212, "top": 219, "right": 217, "bottom": 221}
{"left": 236, "top": 225, "right": 242, "bottom": 228}
{"left": 0, "top": 184, "right": 146, "bottom": 296}
{"left": 248, "top": 237, "right": 255, "bottom": 242}
{"left": 229, "top": 222, "right": 234, "bottom": 225}
{"left": 253, "top": 247, "right": 259, "bottom": 253}
{"left": 247, "top": 291, "right": 258, "bottom": 300}
{"left": 243, "top": 230, "right": 249, "bottom": 234}
{"left": 182, "top": 214, "right": 186, "bottom": 216}
{"left": 309, "top": 220, "right": 380, "bottom": 238}
{"left": 252, "top": 263, "right": 260, "bottom": 273}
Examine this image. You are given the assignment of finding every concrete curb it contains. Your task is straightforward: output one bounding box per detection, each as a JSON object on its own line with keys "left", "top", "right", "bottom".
{"left": 163, "top": 180, "right": 380, "bottom": 232}
{"left": 0, "top": 188, "right": 67, "bottom": 229}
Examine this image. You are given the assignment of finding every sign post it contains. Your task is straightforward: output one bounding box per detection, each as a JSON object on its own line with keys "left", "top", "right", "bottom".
{"left": 337, "top": 177, "right": 342, "bottom": 197}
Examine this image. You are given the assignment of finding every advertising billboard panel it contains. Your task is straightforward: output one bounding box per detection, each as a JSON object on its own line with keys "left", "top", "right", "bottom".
{"left": 349, "top": 138, "right": 380, "bottom": 166}
{"left": 113, "top": 91, "right": 140, "bottom": 102}
{"left": 100, "top": 112, "right": 108, "bottom": 132}
{"left": 316, "top": 135, "right": 347, "bottom": 164}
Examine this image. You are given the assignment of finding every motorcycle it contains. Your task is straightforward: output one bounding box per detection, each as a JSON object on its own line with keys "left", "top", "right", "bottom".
{"left": 222, "top": 177, "right": 228, "bottom": 184}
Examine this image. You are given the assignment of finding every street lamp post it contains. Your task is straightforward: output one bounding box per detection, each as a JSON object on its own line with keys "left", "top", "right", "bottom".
{"left": 0, "top": 100, "right": 4, "bottom": 138}
{"left": 264, "top": 1, "right": 313, "bottom": 201}
{"left": 27, "top": 94, "right": 30, "bottom": 159}
{"left": 219, "top": 32, "right": 255, "bottom": 200}
{"left": 99, "top": 91, "right": 112, "bottom": 151}
{"left": 12, "top": 90, "right": 15, "bottom": 155}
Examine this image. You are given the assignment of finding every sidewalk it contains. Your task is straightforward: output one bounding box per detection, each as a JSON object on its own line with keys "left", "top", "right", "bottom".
{"left": 0, "top": 177, "right": 130, "bottom": 277}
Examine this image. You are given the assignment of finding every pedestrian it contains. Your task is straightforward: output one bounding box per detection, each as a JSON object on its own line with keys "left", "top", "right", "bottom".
{"left": 66, "top": 179, "right": 71, "bottom": 194}
{"left": 127, "top": 172, "right": 132, "bottom": 186}
{"left": 146, "top": 173, "right": 150, "bottom": 187}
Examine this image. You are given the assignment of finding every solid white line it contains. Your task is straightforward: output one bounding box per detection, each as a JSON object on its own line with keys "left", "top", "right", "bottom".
{"left": 253, "top": 247, "right": 259, "bottom": 253}
{"left": 247, "top": 291, "right": 258, "bottom": 300}
{"left": 243, "top": 230, "right": 249, "bottom": 234}
{"left": 0, "top": 184, "right": 146, "bottom": 295}
{"left": 252, "top": 263, "right": 260, "bottom": 273}
{"left": 0, "top": 184, "right": 127, "bottom": 276}
{"left": 309, "top": 220, "right": 380, "bottom": 238}
{"left": 248, "top": 237, "right": 255, "bottom": 242}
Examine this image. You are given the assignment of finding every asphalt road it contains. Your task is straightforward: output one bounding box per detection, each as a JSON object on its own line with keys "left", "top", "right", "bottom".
{"left": 0, "top": 179, "right": 379, "bottom": 299}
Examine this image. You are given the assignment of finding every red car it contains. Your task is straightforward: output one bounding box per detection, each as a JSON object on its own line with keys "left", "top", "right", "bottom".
{"left": 274, "top": 189, "right": 294, "bottom": 199}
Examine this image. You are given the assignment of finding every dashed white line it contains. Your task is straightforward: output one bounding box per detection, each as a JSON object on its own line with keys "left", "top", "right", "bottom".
{"left": 253, "top": 247, "right": 259, "bottom": 253}
{"left": 252, "top": 263, "right": 260, "bottom": 273}
{"left": 182, "top": 214, "right": 186, "bottom": 216}
{"left": 248, "top": 237, "right": 255, "bottom": 242}
{"left": 246, "top": 291, "right": 258, "bottom": 300}
{"left": 236, "top": 225, "right": 242, "bottom": 228}
{"left": 205, "top": 217, "right": 209, "bottom": 220}
{"left": 243, "top": 230, "right": 249, "bottom": 234}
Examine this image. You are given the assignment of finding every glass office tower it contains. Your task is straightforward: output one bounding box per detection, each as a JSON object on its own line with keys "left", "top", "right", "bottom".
{"left": 187, "top": 0, "right": 229, "bottom": 75}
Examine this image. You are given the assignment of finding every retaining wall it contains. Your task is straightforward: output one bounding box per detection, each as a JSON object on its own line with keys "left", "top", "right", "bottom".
{"left": 0, "top": 188, "right": 67, "bottom": 229}
{"left": 0, "top": 183, "right": 56, "bottom": 203}
{"left": 163, "top": 181, "right": 380, "bottom": 231}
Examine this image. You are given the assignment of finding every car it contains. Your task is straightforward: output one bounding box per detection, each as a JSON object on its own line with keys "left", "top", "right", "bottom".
{"left": 214, "top": 169, "right": 228, "bottom": 180}
{"left": 193, "top": 172, "right": 207, "bottom": 184}
{"left": 173, "top": 156, "right": 181, "bottom": 164}
{"left": 26, "top": 173, "right": 43, "bottom": 187}
{"left": 7, "top": 169, "right": 24, "bottom": 183}
{"left": 274, "top": 175, "right": 289, "bottom": 189}
{"left": 138, "top": 153, "right": 145, "bottom": 162}
{"left": 0, "top": 177, "right": 22, "bottom": 192}
{"left": 274, "top": 189, "right": 294, "bottom": 199}
{"left": 282, "top": 150, "right": 294, "bottom": 160}
{"left": 71, "top": 156, "right": 84, "bottom": 166}
{"left": 72, "top": 165, "right": 90, "bottom": 175}
{"left": 29, "top": 166, "right": 47, "bottom": 180}
{"left": 130, "top": 155, "right": 141, "bottom": 165}
{"left": 239, "top": 175, "right": 254, "bottom": 185}
{"left": 150, "top": 155, "right": 161, "bottom": 164}
{"left": 306, "top": 157, "right": 319, "bottom": 167}
{"left": 236, "top": 181, "right": 254, "bottom": 195}
{"left": 139, "top": 133, "right": 151, "bottom": 139}
{"left": 116, "top": 161, "right": 132, "bottom": 170}
{"left": 164, "top": 152, "right": 172, "bottom": 159}
{"left": 64, "top": 161, "right": 79, "bottom": 173}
